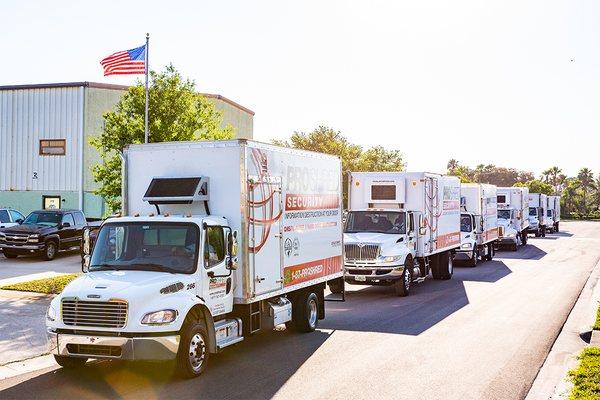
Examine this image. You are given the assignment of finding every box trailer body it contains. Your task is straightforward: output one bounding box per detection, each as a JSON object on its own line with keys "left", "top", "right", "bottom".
{"left": 455, "top": 183, "right": 498, "bottom": 266}
{"left": 547, "top": 196, "right": 561, "bottom": 232}
{"left": 343, "top": 172, "right": 460, "bottom": 296}
{"left": 46, "top": 140, "right": 343, "bottom": 377}
{"left": 496, "top": 187, "right": 530, "bottom": 250}
{"left": 527, "top": 193, "right": 548, "bottom": 237}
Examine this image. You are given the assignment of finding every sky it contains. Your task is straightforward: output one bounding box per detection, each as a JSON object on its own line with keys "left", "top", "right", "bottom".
{"left": 2, "top": 0, "right": 600, "bottom": 177}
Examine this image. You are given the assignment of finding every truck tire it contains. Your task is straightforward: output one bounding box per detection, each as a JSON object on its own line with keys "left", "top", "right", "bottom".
{"left": 521, "top": 232, "right": 528, "bottom": 246}
{"left": 43, "top": 241, "right": 58, "bottom": 261}
{"left": 555, "top": 222, "right": 559, "bottom": 233}
{"left": 438, "top": 251, "right": 453, "bottom": 280}
{"left": 327, "top": 278, "right": 344, "bottom": 294}
{"left": 430, "top": 253, "right": 441, "bottom": 280}
{"left": 394, "top": 260, "right": 412, "bottom": 297}
{"left": 535, "top": 230, "right": 540, "bottom": 238}
{"left": 54, "top": 355, "right": 87, "bottom": 368}
{"left": 289, "top": 291, "right": 319, "bottom": 333}
{"left": 177, "top": 321, "right": 210, "bottom": 378}
{"left": 487, "top": 244, "right": 495, "bottom": 260}
{"left": 511, "top": 241, "right": 518, "bottom": 251}
{"left": 541, "top": 226, "right": 546, "bottom": 238}
{"left": 466, "top": 249, "right": 478, "bottom": 267}
{"left": 3, "top": 251, "right": 18, "bottom": 259}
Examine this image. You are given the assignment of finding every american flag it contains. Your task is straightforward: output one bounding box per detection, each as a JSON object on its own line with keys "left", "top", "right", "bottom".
{"left": 100, "top": 44, "right": 146, "bottom": 76}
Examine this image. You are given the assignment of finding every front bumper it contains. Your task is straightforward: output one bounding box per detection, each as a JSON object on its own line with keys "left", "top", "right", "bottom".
{"left": 47, "top": 329, "right": 180, "bottom": 360}
{"left": 497, "top": 237, "right": 517, "bottom": 245}
{"left": 0, "top": 243, "right": 45, "bottom": 254}
{"left": 454, "top": 249, "right": 475, "bottom": 260}
{"left": 344, "top": 264, "right": 404, "bottom": 285}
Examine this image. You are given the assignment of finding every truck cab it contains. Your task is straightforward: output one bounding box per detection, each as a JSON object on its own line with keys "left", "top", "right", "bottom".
{"left": 497, "top": 208, "right": 521, "bottom": 250}
{"left": 456, "top": 212, "right": 478, "bottom": 266}
{"left": 527, "top": 206, "right": 545, "bottom": 237}
{"left": 545, "top": 209, "right": 555, "bottom": 233}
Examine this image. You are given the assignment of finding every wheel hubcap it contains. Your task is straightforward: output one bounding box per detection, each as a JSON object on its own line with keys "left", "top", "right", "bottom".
{"left": 47, "top": 244, "right": 55, "bottom": 258}
{"left": 188, "top": 333, "right": 206, "bottom": 372}
{"left": 448, "top": 256, "right": 453, "bottom": 275}
{"left": 308, "top": 298, "right": 317, "bottom": 328}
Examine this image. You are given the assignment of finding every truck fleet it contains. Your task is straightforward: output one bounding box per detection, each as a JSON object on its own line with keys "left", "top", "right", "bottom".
{"left": 43, "top": 139, "right": 563, "bottom": 378}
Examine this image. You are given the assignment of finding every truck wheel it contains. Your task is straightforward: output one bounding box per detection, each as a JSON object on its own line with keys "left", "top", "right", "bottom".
{"left": 290, "top": 291, "right": 319, "bottom": 333}
{"left": 327, "top": 278, "right": 344, "bottom": 294}
{"left": 394, "top": 262, "right": 412, "bottom": 297}
{"left": 430, "top": 254, "right": 441, "bottom": 280}
{"left": 54, "top": 355, "right": 88, "bottom": 368}
{"left": 535, "top": 230, "right": 540, "bottom": 238}
{"left": 488, "top": 244, "right": 495, "bottom": 260}
{"left": 440, "top": 252, "right": 453, "bottom": 280}
{"left": 467, "top": 249, "right": 478, "bottom": 267}
{"left": 521, "top": 232, "right": 528, "bottom": 246}
{"left": 541, "top": 226, "right": 546, "bottom": 238}
{"left": 3, "top": 251, "right": 18, "bottom": 259}
{"left": 555, "top": 222, "right": 559, "bottom": 233}
{"left": 43, "top": 241, "right": 57, "bottom": 261}
{"left": 177, "top": 322, "right": 210, "bottom": 378}
{"left": 511, "top": 241, "right": 518, "bottom": 251}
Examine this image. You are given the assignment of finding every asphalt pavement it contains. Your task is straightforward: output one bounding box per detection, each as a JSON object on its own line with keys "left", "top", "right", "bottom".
{"left": 0, "top": 221, "right": 598, "bottom": 400}
{"left": 0, "top": 251, "right": 81, "bottom": 282}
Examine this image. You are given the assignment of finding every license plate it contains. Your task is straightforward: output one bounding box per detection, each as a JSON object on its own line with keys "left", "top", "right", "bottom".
{"left": 354, "top": 275, "right": 367, "bottom": 282}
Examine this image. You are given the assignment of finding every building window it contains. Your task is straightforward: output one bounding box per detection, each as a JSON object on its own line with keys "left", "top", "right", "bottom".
{"left": 39, "top": 139, "right": 66, "bottom": 156}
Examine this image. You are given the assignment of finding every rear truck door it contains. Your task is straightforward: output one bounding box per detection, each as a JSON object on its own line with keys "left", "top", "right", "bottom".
{"left": 201, "top": 224, "right": 234, "bottom": 316}
{"left": 248, "top": 175, "right": 284, "bottom": 296}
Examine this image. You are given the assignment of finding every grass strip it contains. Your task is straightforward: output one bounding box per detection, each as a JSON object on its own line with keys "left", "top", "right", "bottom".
{"left": 569, "top": 347, "right": 600, "bottom": 399}
{"left": 0, "top": 274, "right": 79, "bottom": 294}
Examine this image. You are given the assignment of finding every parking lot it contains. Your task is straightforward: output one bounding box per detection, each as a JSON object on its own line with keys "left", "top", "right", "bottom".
{"left": 0, "top": 251, "right": 81, "bottom": 282}
{"left": 0, "top": 221, "right": 597, "bottom": 400}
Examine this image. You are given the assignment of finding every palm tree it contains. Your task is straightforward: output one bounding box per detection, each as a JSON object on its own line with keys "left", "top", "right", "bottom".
{"left": 546, "top": 166, "right": 562, "bottom": 194}
{"left": 447, "top": 159, "right": 460, "bottom": 173}
{"left": 541, "top": 168, "right": 552, "bottom": 183}
{"left": 577, "top": 168, "right": 596, "bottom": 214}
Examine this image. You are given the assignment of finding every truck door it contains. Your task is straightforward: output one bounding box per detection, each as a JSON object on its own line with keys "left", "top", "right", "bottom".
{"left": 201, "top": 224, "right": 234, "bottom": 316}
{"left": 248, "top": 176, "right": 283, "bottom": 296}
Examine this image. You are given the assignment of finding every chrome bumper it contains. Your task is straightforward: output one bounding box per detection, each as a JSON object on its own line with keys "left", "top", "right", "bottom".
{"left": 47, "top": 330, "right": 180, "bottom": 360}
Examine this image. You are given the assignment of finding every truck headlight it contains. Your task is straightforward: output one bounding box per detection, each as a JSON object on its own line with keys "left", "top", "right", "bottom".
{"left": 28, "top": 234, "right": 39, "bottom": 243}
{"left": 46, "top": 304, "right": 57, "bottom": 322}
{"left": 461, "top": 243, "right": 472, "bottom": 249}
{"left": 0, "top": 232, "right": 5, "bottom": 241}
{"left": 379, "top": 255, "right": 403, "bottom": 263}
{"left": 141, "top": 309, "right": 178, "bottom": 325}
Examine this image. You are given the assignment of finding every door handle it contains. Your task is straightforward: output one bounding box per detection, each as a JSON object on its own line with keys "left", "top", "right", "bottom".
{"left": 256, "top": 277, "right": 265, "bottom": 283}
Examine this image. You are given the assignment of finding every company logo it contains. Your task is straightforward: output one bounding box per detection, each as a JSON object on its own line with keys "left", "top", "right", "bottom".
{"left": 284, "top": 238, "right": 293, "bottom": 257}
{"left": 87, "top": 294, "right": 101, "bottom": 299}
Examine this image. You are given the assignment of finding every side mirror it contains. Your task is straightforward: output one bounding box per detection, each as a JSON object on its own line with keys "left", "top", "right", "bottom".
{"left": 228, "top": 231, "right": 238, "bottom": 257}
{"left": 82, "top": 228, "right": 91, "bottom": 255}
{"left": 227, "top": 257, "right": 238, "bottom": 270}
{"left": 82, "top": 255, "right": 90, "bottom": 273}
{"left": 16, "top": 219, "right": 23, "bottom": 224}
{"left": 62, "top": 222, "right": 71, "bottom": 228}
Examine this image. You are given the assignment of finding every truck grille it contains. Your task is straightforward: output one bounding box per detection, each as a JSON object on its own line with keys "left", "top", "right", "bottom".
{"left": 345, "top": 244, "right": 380, "bottom": 260}
{"left": 4, "top": 233, "right": 29, "bottom": 245}
{"left": 61, "top": 299, "right": 128, "bottom": 328}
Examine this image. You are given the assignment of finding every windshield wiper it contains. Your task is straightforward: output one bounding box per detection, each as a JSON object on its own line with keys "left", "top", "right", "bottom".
{"left": 91, "top": 263, "right": 120, "bottom": 271}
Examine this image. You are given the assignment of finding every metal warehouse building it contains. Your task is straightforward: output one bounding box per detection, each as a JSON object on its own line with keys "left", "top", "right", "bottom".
{"left": 0, "top": 82, "right": 254, "bottom": 218}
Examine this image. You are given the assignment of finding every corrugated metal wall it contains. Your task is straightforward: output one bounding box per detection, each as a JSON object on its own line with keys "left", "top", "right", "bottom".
{"left": 0, "top": 87, "right": 83, "bottom": 191}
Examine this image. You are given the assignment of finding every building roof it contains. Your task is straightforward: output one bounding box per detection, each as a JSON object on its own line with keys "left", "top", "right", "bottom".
{"left": 0, "top": 81, "right": 254, "bottom": 115}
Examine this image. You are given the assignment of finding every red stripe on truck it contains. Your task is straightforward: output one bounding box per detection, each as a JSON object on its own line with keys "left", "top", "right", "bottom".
{"left": 283, "top": 255, "right": 342, "bottom": 287}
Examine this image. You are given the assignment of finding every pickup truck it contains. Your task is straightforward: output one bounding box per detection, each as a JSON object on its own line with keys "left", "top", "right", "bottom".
{"left": 0, "top": 209, "right": 87, "bottom": 260}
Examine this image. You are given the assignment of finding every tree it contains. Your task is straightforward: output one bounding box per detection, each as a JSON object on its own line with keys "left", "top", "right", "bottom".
{"left": 541, "top": 166, "right": 563, "bottom": 194}
{"left": 273, "top": 126, "right": 404, "bottom": 206}
{"left": 577, "top": 168, "right": 596, "bottom": 214}
{"left": 91, "top": 65, "right": 234, "bottom": 213}
{"left": 515, "top": 180, "right": 553, "bottom": 195}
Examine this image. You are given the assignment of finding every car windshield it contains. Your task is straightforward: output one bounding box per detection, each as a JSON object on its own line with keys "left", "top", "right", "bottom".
{"left": 460, "top": 214, "right": 472, "bottom": 232}
{"left": 529, "top": 208, "right": 537, "bottom": 217}
{"left": 497, "top": 210, "right": 512, "bottom": 220}
{"left": 23, "top": 212, "right": 61, "bottom": 227}
{"left": 90, "top": 222, "right": 200, "bottom": 274}
{"left": 345, "top": 211, "right": 406, "bottom": 234}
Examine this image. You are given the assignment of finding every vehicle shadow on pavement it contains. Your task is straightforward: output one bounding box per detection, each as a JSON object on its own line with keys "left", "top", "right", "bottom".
{"left": 321, "top": 260, "right": 512, "bottom": 336}
{"left": 0, "top": 329, "right": 332, "bottom": 400}
{"left": 495, "top": 244, "right": 547, "bottom": 260}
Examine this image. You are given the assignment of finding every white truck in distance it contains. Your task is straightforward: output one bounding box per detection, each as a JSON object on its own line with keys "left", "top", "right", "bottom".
{"left": 455, "top": 183, "right": 498, "bottom": 267}
{"left": 527, "top": 193, "right": 548, "bottom": 237}
{"left": 496, "top": 187, "right": 530, "bottom": 251}
{"left": 46, "top": 140, "right": 343, "bottom": 378}
{"left": 344, "top": 172, "right": 461, "bottom": 297}
{"left": 547, "top": 195, "right": 561, "bottom": 233}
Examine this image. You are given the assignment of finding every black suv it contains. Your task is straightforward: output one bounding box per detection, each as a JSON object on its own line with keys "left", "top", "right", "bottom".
{"left": 0, "top": 209, "right": 87, "bottom": 260}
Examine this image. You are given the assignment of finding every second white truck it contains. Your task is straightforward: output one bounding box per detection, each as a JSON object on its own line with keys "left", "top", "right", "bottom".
{"left": 527, "top": 193, "right": 548, "bottom": 237}
{"left": 497, "top": 187, "right": 530, "bottom": 251}
{"left": 455, "top": 183, "right": 498, "bottom": 267}
{"left": 344, "top": 172, "right": 461, "bottom": 296}
{"left": 547, "top": 195, "right": 561, "bottom": 233}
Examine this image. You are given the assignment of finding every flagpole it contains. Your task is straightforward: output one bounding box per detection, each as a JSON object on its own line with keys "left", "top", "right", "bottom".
{"left": 144, "top": 33, "right": 149, "bottom": 144}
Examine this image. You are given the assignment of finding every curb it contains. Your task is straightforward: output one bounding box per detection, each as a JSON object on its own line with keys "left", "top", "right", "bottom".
{"left": 0, "top": 289, "right": 55, "bottom": 301}
{"left": 0, "top": 354, "right": 57, "bottom": 381}
{"left": 591, "top": 330, "right": 600, "bottom": 347}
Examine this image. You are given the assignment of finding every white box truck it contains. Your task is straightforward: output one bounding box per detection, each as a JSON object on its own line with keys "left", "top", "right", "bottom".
{"left": 527, "top": 193, "right": 548, "bottom": 237}
{"left": 547, "top": 195, "right": 561, "bottom": 233}
{"left": 496, "top": 187, "right": 530, "bottom": 250}
{"left": 455, "top": 183, "right": 498, "bottom": 267}
{"left": 46, "top": 140, "right": 344, "bottom": 378}
{"left": 344, "top": 172, "right": 461, "bottom": 297}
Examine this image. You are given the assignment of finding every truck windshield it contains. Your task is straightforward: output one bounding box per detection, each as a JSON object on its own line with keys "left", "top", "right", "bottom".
{"left": 90, "top": 222, "right": 200, "bottom": 274}
{"left": 547, "top": 210, "right": 553, "bottom": 217}
{"left": 529, "top": 207, "right": 537, "bottom": 217}
{"left": 345, "top": 211, "right": 406, "bottom": 234}
{"left": 22, "top": 212, "right": 61, "bottom": 227}
{"left": 497, "top": 210, "right": 512, "bottom": 220}
{"left": 460, "top": 214, "right": 472, "bottom": 232}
